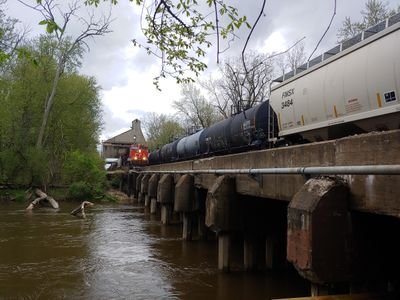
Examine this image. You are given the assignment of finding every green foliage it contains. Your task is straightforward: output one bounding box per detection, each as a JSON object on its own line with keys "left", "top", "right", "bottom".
{"left": 25, "top": 147, "right": 49, "bottom": 186}
{"left": 110, "top": 176, "right": 121, "bottom": 189}
{"left": 0, "top": 189, "right": 25, "bottom": 202}
{"left": 62, "top": 150, "right": 106, "bottom": 198}
{"left": 0, "top": 35, "right": 103, "bottom": 188}
{"left": 38, "top": 19, "right": 62, "bottom": 34}
{"left": 13, "top": 190, "right": 26, "bottom": 203}
{"left": 102, "top": 193, "right": 118, "bottom": 203}
{"left": 0, "top": 4, "right": 21, "bottom": 70}
{"left": 67, "top": 181, "right": 93, "bottom": 200}
{"left": 0, "top": 50, "right": 10, "bottom": 64}
{"left": 85, "top": 0, "right": 249, "bottom": 88}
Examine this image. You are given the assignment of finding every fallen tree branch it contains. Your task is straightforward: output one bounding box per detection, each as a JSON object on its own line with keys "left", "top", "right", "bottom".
{"left": 26, "top": 188, "right": 59, "bottom": 210}
{"left": 71, "top": 201, "right": 94, "bottom": 218}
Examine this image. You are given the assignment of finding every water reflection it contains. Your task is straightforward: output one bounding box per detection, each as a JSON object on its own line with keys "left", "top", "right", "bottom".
{"left": 0, "top": 203, "right": 308, "bottom": 299}
{"left": 84, "top": 206, "right": 175, "bottom": 299}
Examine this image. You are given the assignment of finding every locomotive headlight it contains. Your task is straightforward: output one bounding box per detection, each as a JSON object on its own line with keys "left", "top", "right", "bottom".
{"left": 134, "top": 157, "right": 138, "bottom": 160}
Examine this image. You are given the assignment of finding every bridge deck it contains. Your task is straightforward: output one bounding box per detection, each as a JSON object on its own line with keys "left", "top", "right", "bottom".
{"left": 146, "top": 129, "right": 400, "bottom": 217}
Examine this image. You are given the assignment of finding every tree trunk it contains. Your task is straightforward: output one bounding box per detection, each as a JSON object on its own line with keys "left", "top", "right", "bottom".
{"left": 36, "top": 59, "right": 63, "bottom": 149}
{"left": 26, "top": 188, "right": 59, "bottom": 210}
{"left": 71, "top": 201, "right": 94, "bottom": 218}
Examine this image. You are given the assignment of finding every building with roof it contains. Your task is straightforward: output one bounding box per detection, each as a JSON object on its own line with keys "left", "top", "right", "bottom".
{"left": 101, "top": 119, "right": 146, "bottom": 159}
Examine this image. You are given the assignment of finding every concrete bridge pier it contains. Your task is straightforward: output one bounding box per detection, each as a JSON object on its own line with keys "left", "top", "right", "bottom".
{"left": 157, "top": 174, "right": 175, "bottom": 225}
{"left": 241, "top": 196, "right": 266, "bottom": 272}
{"left": 287, "top": 176, "right": 351, "bottom": 296}
{"left": 174, "top": 174, "right": 197, "bottom": 240}
{"left": 148, "top": 174, "right": 159, "bottom": 214}
{"left": 265, "top": 235, "right": 279, "bottom": 270}
{"left": 242, "top": 237, "right": 265, "bottom": 271}
{"left": 126, "top": 173, "right": 132, "bottom": 197}
{"left": 239, "top": 196, "right": 287, "bottom": 272}
{"left": 127, "top": 172, "right": 137, "bottom": 200}
{"left": 119, "top": 173, "right": 129, "bottom": 195}
{"left": 135, "top": 173, "right": 143, "bottom": 203}
{"left": 206, "top": 175, "right": 239, "bottom": 272}
{"left": 195, "top": 188, "right": 208, "bottom": 240}
{"left": 140, "top": 174, "right": 151, "bottom": 207}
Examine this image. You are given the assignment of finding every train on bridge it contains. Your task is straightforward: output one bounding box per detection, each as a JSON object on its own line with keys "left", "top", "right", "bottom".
{"left": 149, "top": 12, "right": 400, "bottom": 165}
{"left": 128, "top": 143, "right": 149, "bottom": 168}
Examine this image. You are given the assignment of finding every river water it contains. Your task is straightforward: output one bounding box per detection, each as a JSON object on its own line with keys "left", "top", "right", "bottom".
{"left": 0, "top": 202, "right": 308, "bottom": 299}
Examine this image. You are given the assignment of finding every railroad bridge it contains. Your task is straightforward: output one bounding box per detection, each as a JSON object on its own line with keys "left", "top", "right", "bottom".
{"left": 122, "top": 129, "right": 400, "bottom": 297}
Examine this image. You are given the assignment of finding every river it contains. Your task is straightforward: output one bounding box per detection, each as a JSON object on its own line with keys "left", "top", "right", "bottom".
{"left": 0, "top": 202, "right": 309, "bottom": 299}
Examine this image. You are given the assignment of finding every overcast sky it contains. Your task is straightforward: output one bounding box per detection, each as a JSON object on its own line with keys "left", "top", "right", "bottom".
{"left": 4, "top": 0, "right": 399, "bottom": 141}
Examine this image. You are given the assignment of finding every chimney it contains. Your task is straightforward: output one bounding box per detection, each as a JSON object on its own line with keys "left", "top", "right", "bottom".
{"left": 132, "top": 119, "right": 140, "bottom": 129}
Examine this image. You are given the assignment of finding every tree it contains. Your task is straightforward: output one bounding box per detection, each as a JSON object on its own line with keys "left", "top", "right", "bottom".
{"left": 142, "top": 112, "right": 184, "bottom": 150}
{"left": 173, "top": 83, "right": 220, "bottom": 130}
{"left": 274, "top": 41, "right": 307, "bottom": 77}
{"left": 0, "top": 1, "right": 25, "bottom": 69}
{"left": 0, "top": 35, "right": 103, "bottom": 187}
{"left": 200, "top": 76, "right": 230, "bottom": 119}
{"left": 286, "top": 42, "right": 307, "bottom": 73}
{"left": 85, "top": 0, "right": 251, "bottom": 88}
{"left": 204, "top": 51, "right": 274, "bottom": 117}
{"left": 337, "top": 0, "right": 399, "bottom": 42}
{"left": 17, "top": 0, "right": 111, "bottom": 149}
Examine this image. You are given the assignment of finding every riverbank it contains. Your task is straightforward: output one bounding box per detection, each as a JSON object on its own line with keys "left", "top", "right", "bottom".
{"left": 0, "top": 187, "right": 126, "bottom": 204}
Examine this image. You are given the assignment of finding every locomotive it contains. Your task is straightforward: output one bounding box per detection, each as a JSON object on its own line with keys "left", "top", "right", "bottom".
{"left": 128, "top": 143, "right": 149, "bottom": 167}
{"left": 149, "top": 12, "right": 400, "bottom": 165}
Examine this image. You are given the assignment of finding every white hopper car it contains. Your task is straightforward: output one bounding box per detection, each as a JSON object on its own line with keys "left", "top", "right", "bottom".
{"left": 270, "top": 14, "right": 400, "bottom": 142}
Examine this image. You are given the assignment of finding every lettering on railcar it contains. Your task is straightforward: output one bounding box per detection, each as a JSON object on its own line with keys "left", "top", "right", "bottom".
{"left": 282, "top": 88, "right": 295, "bottom": 99}
{"left": 281, "top": 88, "right": 295, "bottom": 109}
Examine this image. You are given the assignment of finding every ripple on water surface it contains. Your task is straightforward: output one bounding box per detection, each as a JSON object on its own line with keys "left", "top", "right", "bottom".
{"left": 0, "top": 203, "right": 309, "bottom": 299}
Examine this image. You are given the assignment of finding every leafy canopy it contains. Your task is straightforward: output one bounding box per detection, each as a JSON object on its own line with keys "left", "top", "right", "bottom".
{"left": 83, "top": 0, "right": 250, "bottom": 88}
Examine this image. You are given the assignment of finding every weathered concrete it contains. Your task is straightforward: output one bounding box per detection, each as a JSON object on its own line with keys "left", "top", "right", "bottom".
{"left": 205, "top": 176, "right": 239, "bottom": 233}
{"left": 135, "top": 173, "right": 143, "bottom": 202}
{"left": 174, "top": 175, "right": 195, "bottom": 213}
{"left": 205, "top": 176, "right": 239, "bottom": 272}
{"left": 148, "top": 174, "right": 159, "bottom": 199}
{"left": 141, "top": 174, "right": 151, "bottom": 206}
{"left": 148, "top": 174, "right": 159, "bottom": 214}
{"left": 129, "top": 172, "right": 137, "bottom": 199}
{"left": 157, "top": 174, "right": 174, "bottom": 204}
{"left": 218, "top": 233, "right": 231, "bottom": 272}
{"left": 174, "top": 175, "right": 197, "bottom": 240}
{"left": 150, "top": 198, "right": 157, "bottom": 214}
{"left": 182, "top": 213, "right": 194, "bottom": 241}
{"left": 146, "top": 130, "right": 400, "bottom": 217}
{"left": 161, "top": 205, "right": 172, "bottom": 225}
{"left": 287, "top": 176, "right": 350, "bottom": 284}
{"left": 138, "top": 130, "right": 400, "bottom": 293}
{"left": 144, "top": 195, "right": 150, "bottom": 207}
{"left": 243, "top": 239, "right": 257, "bottom": 271}
{"left": 140, "top": 174, "right": 150, "bottom": 195}
{"left": 195, "top": 188, "right": 207, "bottom": 240}
{"left": 157, "top": 174, "right": 175, "bottom": 224}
